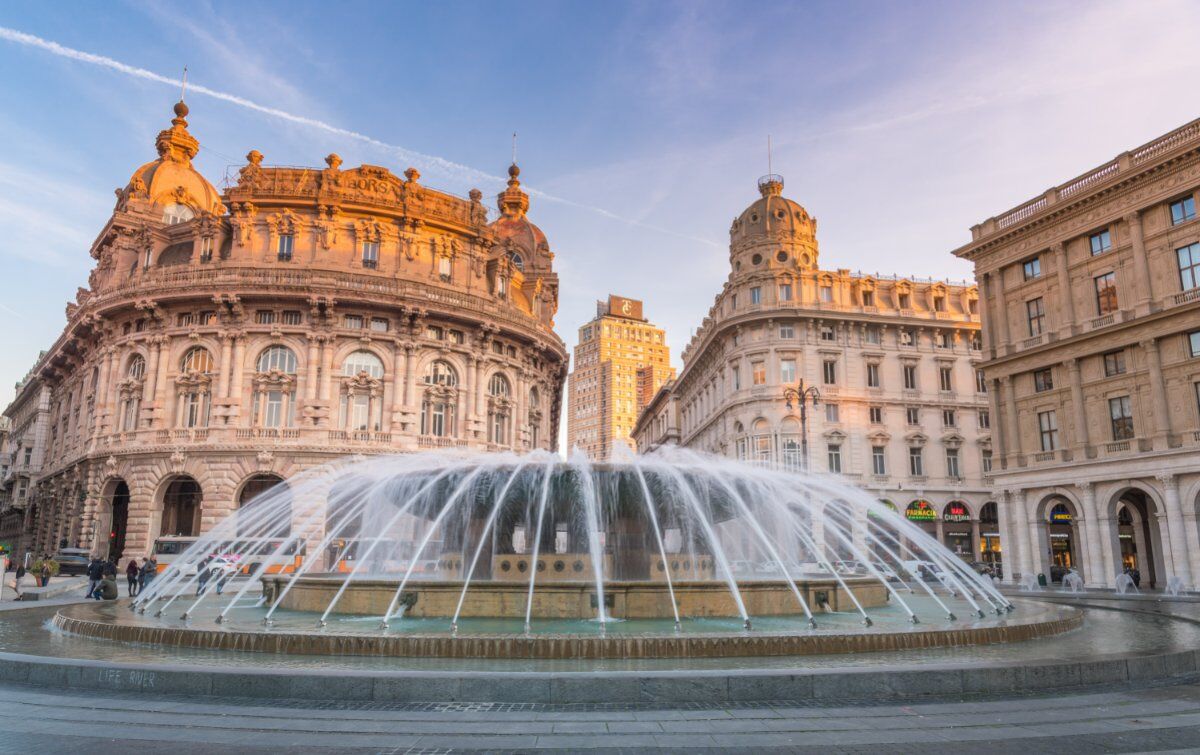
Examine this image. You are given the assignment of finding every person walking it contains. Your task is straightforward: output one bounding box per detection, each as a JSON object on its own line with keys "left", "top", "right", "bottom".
{"left": 1131, "top": 567, "right": 1142, "bottom": 589}
{"left": 138, "top": 557, "right": 154, "bottom": 594}
{"left": 86, "top": 556, "right": 104, "bottom": 599}
{"left": 39, "top": 560, "right": 51, "bottom": 587}
{"left": 125, "top": 559, "right": 140, "bottom": 597}
{"left": 13, "top": 563, "right": 25, "bottom": 599}
{"left": 196, "top": 555, "right": 213, "bottom": 596}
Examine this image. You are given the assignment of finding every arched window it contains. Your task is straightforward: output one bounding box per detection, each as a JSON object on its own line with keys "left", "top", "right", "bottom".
{"left": 160, "top": 476, "right": 202, "bottom": 537}
{"left": 751, "top": 418, "right": 772, "bottom": 463}
{"left": 421, "top": 361, "right": 459, "bottom": 437}
{"left": 119, "top": 354, "right": 147, "bottom": 432}
{"left": 511, "top": 252, "right": 524, "bottom": 272}
{"left": 161, "top": 203, "right": 195, "bottom": 225}
{"left": 176, "top": 347, "right": 215, "bottom": 428}
{"left": 237, "top": 474, "right": 290, "bottom": 538}
{"left": 252, "top": 346, "right": 298, "bottom": 428}
{"left": 487, "top": 373, "right": 512, "bottom": 445}
{"left": 339, "top": 351, "right": 385, "bottom": 432}
{"left": 780, "top": 416, "right": 802, "bottom": 470}
{"left": 528, "top": 387, "right": 542, "bottom": 448}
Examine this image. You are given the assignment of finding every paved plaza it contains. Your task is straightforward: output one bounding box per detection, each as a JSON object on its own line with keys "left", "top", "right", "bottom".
{"left": 2, "top": 676, "right": 1200, "bottom": 753}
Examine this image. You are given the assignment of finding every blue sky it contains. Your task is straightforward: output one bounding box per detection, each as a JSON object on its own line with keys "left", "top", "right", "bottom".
{"left": 2, "top": 0, "right": 1199, "bottom": 410}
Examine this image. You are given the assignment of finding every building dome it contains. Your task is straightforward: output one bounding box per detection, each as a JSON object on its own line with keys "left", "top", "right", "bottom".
{"left": 728, "top": 175, "right": 819, "bottom": 271}
{"left": 123, "top": 101, "right": 224, "bottom": 217}
{"left": 489, "top": 163, "right": 549, "bottom": 258}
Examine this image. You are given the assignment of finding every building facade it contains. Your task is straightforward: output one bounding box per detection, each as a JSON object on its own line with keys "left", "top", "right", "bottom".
{"left": 0, "top": 369, "right": 51, "bottom": 556}
{"left": 633, "top": 176, "right": 997, "bottom": 567}
{"left": 6, "top": 100, "right": 568, "bottom": 561}
{"left": 953, "top": 117, "right": 1200, "bottom": 589}
{"left": 567, "top": 296, "right": 673, "bottom": 459}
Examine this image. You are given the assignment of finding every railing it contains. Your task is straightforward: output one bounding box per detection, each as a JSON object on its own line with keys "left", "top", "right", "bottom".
{"left": 1023, "top": 334, "right": 1045, "bottom": 348}
{"left": 1033, "top": 451, "right": 1056, "bottom": 463}
{"left": 236, "top": 428, "right": 280, "bottom": 439}
{"left": 1089, "top": 313, "right": 1115, "bottom": 330}
{"left": 417, "top": 436, "right": 468, "bottom": 449}
{"left": 1174, "top": 288, "right": 1200, "bottom": 306}
{"left": 1105, "top": 440, "right": 1131, "bottom": 453}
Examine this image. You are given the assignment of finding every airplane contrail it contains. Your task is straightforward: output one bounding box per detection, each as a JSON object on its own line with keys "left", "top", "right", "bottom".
{"left": 0, "top": 26, "right": 720, "bottom": 248}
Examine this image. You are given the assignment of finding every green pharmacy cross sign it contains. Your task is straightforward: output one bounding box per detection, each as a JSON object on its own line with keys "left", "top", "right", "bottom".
{"left": 905, "top": 500, "right": 938, "bottom": 522}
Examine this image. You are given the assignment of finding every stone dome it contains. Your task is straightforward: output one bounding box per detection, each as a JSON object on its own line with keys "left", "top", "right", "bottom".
{"left": 729, "top": 175, "right": 816, "bottom": 247}
{"left": 489, "top": 163, "right": 549, "bottom": 259}
{"left": 124, "top": 101, "right": 224, "bottom": 216}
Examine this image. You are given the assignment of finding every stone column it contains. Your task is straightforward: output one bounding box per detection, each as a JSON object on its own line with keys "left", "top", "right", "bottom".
{"left": 1126, "top": 211, "right": 1154, "bottom": 310}
{"left": 93, "top": 349, "right": 113, "bottom": 437}
{"left": 230, "top": 334, "right": 246, "bottom": 418}
{"left": 153, "top": 335, "right": 170, "bottom": 409}
{"left": 1185, "top": 506, "right": 1200, "bottom": 595}
{"left": 1158, "top": 474, "right": 1193, "bottom": 588}
{"left": 1065, "top": 358, "right": 1090, "bottom": 452}
{"left": 999, "top": 491, "right": 1021, "bottom": 583}
{"left": 403, "top": 344, "right": 417, "bottom": 407}
{"left": 305, "top": 336, "right": 320, "bottom": 400}
{"left": 218, "top": 333, "right": 234, "bottom": 398}
{"left": 465, "top": 356, "right": 479, "bottom": 427}
{"left": 992, "top": 269, "right": 1011, "bottom": 353}
{"left": 1080, "top": 484, "right": 1105, "bottom": 587}
{"left": 1010, "top": 490, "right": 1032, "bottom": 580}
{"left": 1000, "top": 376, "right": 1022, "bottom": 465}
{"left": 144, "top": 339, "right": 161, "bottom": 405}
{"left": 1026, "top": 510, "right": 1045, "bottom": 582}
{"left": 318, "top": 338, "right": 333, "bottom": 401}
{"left": 1142, "top": 338, "right": 1173, "bottom": 447}
{"left": 970, "top": 519, "right": 982, "bottom": 561}
{"left": 1053, "top": 242, "right": 1076, "bottom": 336}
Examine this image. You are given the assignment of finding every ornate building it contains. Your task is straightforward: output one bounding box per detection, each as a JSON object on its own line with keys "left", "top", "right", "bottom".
{"left": 953, "top": 117, "right": 1200, "bottom": 589}
{"left": 6, "top": 100, "right": 568, "bottom": 560}
{"left": 567, "top": 296, "right": 673, "bottom": 459}
{"left": 633, "top": 176, "right": 997, "bottom": 568}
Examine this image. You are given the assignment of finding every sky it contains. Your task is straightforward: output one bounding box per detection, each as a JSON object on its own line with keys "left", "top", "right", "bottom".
{"left": 1, "top": 0, "right": 1199, "bottom": 426}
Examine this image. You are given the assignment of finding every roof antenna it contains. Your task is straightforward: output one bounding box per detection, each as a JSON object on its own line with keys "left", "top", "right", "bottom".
{"left": 512, "top": 131, "right": 517, "bottom": 165}
{"left": 767, "top": 134, "right": 772, "bottom": 175}
{"left": 180, "top": 65, "right": 188, "bottom": 102}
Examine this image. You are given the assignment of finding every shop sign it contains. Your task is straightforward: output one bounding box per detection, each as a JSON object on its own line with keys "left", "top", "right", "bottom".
{"left": 905, "top": 500, "right": 937, "bottom": 522}
{"left": 1049, "top": 503, "right": 1072, "bottom": 523}
{"left": 944, "top": 503, "right": 970, "bottom": 522}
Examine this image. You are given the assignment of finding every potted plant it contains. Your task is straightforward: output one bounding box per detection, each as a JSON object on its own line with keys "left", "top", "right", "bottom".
{"left": 30, "top": 558, "right": 60, "bottom": 586}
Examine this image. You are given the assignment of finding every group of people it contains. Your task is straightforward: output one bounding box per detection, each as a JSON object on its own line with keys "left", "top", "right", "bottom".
{"left": 1123, "top": 565, "right": 1143, "bottom": 589}
{"left": 195, "top": 555, "right": 232, "bottom": 596}
{"left": 87, "top": 555, "right": 159, "bottom": 600}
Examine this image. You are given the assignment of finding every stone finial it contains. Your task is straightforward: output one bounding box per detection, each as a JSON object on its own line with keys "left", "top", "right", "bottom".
{"left": 404, "top": 167, "right": 421, "bottom": 184}
{"left": 325, "top": 153, "right": 342, "bottom": 170}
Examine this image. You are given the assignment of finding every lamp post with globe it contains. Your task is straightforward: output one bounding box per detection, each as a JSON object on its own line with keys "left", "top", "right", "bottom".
{"left": 782, "top": 380, "right": 821, "bottom": 471}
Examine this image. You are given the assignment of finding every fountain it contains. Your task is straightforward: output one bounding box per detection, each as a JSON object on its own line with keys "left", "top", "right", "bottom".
{"left": 1018, "top": 573, "right": 1041, "bottom": 592}
{"left": 1061, "top": 570, "right": 1084, "bottom": 593}
{"left": 48, "top": 448, "right": 1080, "bottom": 660}
{"left": 1165, "top": 576, "right": 1185, "bottom": 597}
{"left": 1115, "top": 572, "right": 1138, "bottom": 594}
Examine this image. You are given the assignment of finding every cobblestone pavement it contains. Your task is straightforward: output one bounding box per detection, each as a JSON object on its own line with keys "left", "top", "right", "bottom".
{"left": 2, "top": 677, "right": 1200, "bottom": 753}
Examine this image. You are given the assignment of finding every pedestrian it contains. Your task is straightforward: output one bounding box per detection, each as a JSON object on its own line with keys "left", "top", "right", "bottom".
{"left": 86, "top": 556, "right": 104, "bottom": 599}
{"left": 138, "top": 557, "right": 153, "bottom": 593}
{"left": 196, "top": 555, "right": 212, "bottom": 596}
{"left": 1131, "top": 567, "right": 1142, "bottom": 589}
{"left": 40, "top": 560, "right": 50, "bottom": 587}
{"left": 96, "top": 574, "right": 119, "bottom": 601}
{"left": 14, "top": 563, "right": 25, "bottom": 599}
{"left": 105, "top": 557, "right": 118, "bottom": 580}
{"left": 215, "top": 561, "right": 232, "bottom": 596}
{"left": 125, "top": 559, "right": 140, "bottom": 597}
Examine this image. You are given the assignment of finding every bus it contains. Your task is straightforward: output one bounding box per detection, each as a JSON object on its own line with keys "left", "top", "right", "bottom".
{"left": 327, "top": 537, "right": 441, "bottom": 575}
{"left": 153, "top": 536, "right": 307, "bottom": 575}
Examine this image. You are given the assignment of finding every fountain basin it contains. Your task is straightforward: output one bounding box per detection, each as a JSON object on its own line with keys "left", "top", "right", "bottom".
{"left": 263, "top": 574, "right": 887, "bottom": 619}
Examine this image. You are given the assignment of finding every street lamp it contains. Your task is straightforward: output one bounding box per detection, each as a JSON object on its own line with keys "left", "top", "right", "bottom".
{"left": 782, "top": 379, "right": 821, "bottom": 470}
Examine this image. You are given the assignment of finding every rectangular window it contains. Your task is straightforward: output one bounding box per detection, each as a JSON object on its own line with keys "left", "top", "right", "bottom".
{"left": 1109, "top": 395, "right": 1134, "bottom": 440}
{"left": 866, "top": 363, "right": 880, "bottom": 388}
{"left": 732, "top": 366, "right": 741, "bottom": 390}
{"left": 864, "top": 326, "right": 881, "bottom": 344}
{"left": 862, "top": 290, "right": 875, "bottom": 307}
{"left": 822, "top": 360, "right": 836, "bottom": 385}
{"left": 945, "top": 449, "right": 960, "bottom": 479}
{"left": 361, "top": 241, "right": 379, "bottom": 269}
{"left": 277, "top": 233, "right": 294, "bottom": 261}
{"left": 906, "top": 406, "right": 920, "bottom": 425}
{"left": 982, "top": 449, "right": 993, "bottom": 474}
{"left": 900, "top": 329, "right": 914, "bottom": 346}
{"left": 898, "top": 292, "right": 911, "bottom": 309}
{"left": 177, "top": 313, "right": 194, "bottom": 327}
{"left": 1103, "top": 350, "right": 1126, "bottom": 376}
{"left": 199, "top": 236, "right": 213, "bottom": 263}
{"left": 750, "top": 287, "right": 762, "bottom": 304}
{"left": 976, "top": 370, "right": 987, "bottom": 393}
{"left": 1189, "top": 331, "right": 1200, "bottom": 358}
{"left": 933, "top": 295, "right": 946, "bottom": 312}
{"left": 827, "top": 444, "right": 842, "bottom": 473}
{"left": 908, "top": 447, "right": 924, "bottom": 477}
{"left": 438, "top": 255, "right": 452, "bottom": 280}
{"left": 370, "top": 317, "right": 389, "bottom": 332}
{"left": 255, "top": 310, "right": 275, "bottom": 325}
{"left": 779, "top": 323, "right": 795, "bottom": 339}
{"left": 978, "top": 409, "right": 990, "bottom": 429}
{"left": 449, "top": 330, "right": 464, "bottom": 345}
{"left": 780, "top": 359, "right": 796, "bottom": 384}
{"left": 1170, "top": 196, "right": 1196, "bottom": 225}
{"left": 197, "top": 310, "right": 214, "bottom": 325}
{"left": 778, "top": 283, "right": 793, "bottom": 302}
{"left": 1038, "top": 410, "right": 1059, "bottom": 451}
{"left": 825, "top": 403, "right": 839, "bottom": 423}
{"left": 1094, "top": 272, "right": 1118, "bottom": 315}
{"left": 752, "top": 361, "right": 766, "bottom": 386}
{"left": 1023, "top": 257, "right": 1042, "bottom": 280}
{"left": 1026, "top": 298, "right": 1045, "bottom": 336}
{"left": 869, "top": 406, "right": 883, "bottom": 424}
{"left": 935, "top": 332, "right": 949, "bottom": 348}
{"left": 872, "top": 446, "right": 887, "bottom": 475}
{"left": 1090, "top": 229, "right": 1112, "bottom": 255}
{"left": 1034, "top": 368, "right": 1054, "bottom": 392}
{"left": 903, "top": 364, "right": 917, "bottom": 390}
{"left": 492, "top": 341, "right": 505, "bottom": 354}
{"left": 730, "top": 293, "right": 738, "bottom": 309}
{"left": 942, "top": 409, "right": 956, "bottom": 427}
{"left": 820, "top": 285, "right": 833, "bottom": 302}
{"left": 820, "top": 326, "right": 835, "bottom": 341}
{"left": 939, "top": 366, "right": 953, "bottom": 392}
{"left": 343, "top": 314, "right": 363, "bottom": 329}
{"left": 280, "top": 310, "right": 302, "bottom": 325}
{"left": 1177, "top": 242, "right": 1200, "bottom": 291}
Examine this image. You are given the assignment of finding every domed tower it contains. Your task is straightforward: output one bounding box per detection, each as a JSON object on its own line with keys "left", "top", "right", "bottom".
{"left": 728, "top": 174, "right": 818, "bottom": 278}
{"left": 121, "top": 100, "right": 224, "bottom": 223}
{"left": 487, "top": 163, "right": 559, "bottom": 327}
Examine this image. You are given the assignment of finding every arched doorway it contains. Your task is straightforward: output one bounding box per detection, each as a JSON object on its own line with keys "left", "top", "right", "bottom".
{"left": 979, "top": 501, "right": 1002, "bottom": 577}
{"left": 237, "top": 474, "right": 290, "bottom": 538}
{"left": 1113, "top": 488, "right": 1163, "bottom": 589}
{"left": 867, "top": 499, "right": 900, "bottom": 564}
{"left": 108, "top": 481, "right": 130, "bottom": 559}
{"left": 1045, "top": 500, "right": 1078, "bottom": 583}
{"left": 904, "top": 500, "right": 938, "bottom": 538}
{"left": 941, "top": 501, "right": 973, "bottom": 561}
{"left": 160, "top": 476, "right": 202, "bottom": 537}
